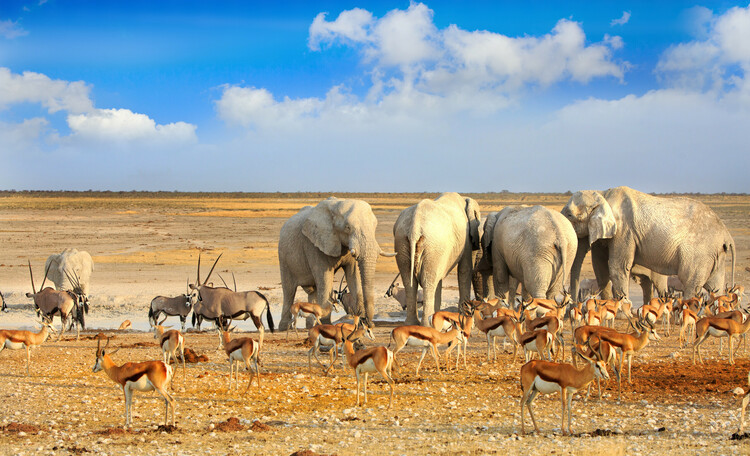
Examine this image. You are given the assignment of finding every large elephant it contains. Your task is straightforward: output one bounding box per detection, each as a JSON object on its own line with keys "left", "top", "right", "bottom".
{"left": 45, "top": 248, "right": 94, "bottom": 297}
{"left": 393, "top": 192, "right": 481, "bottom": 325}
{"left": 278, "top": 197, "right": 394, "bottom": 330}
{"left": 480, "top": 205, "right": 577, "bottom": 301}
{"left": 562, "top": 186, "right": 735, "bottom": 301}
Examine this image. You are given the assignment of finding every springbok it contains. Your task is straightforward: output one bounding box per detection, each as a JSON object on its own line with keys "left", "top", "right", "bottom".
{"left": 596, "top": 316, "right": 660, "bottom": 400}
{"left": 189, "top": 254, "right": 275, "bottom": 349}
{"left": 306, "top": 320, "right": 355, "bottom": 374}
{"left": 384, "top": 274, "right": 424, "bottom": 311}
{"left": 25, "top": 261, "right": 83, "bottom": 341}
{"left": 218, "top": 323, "right": 261, "bottom": 394}
{"left": 520, "top": 341, "right": 609, "bottom": 435}
{"left": 288, "top": 300, "right": 337, "bottom": 339}
{"left": 151, "top": 321, "right": 186, "bottom": 385}
{"left": 692, "top": 314, "right": 750, "bottom": 365}
{"left": 92, "top": 338, "right": 176, "bottom": 427}
{"left": 572, "top": 338, "right": 618, "bottom": 400}
{"left": 342, "top": 317, "right": 395, "bottom": 408}
{"left": 679, "top": 307, "right": 699, "bottom": 348}
{"left": 0, "top": 320, "right": 55, "bottom": 375}
{"left": 519, "top": 329, "right": 554, "bottom": 363}
{"left": 388, "top": 322, "right": 466, "bottom": 375}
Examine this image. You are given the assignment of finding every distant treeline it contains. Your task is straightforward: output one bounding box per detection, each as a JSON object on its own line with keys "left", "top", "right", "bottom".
{"left": 0, "top": 190, "right": 746, "bottom": 198}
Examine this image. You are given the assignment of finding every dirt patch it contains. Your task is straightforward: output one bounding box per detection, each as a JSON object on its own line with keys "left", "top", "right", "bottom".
{"left": 290, "top": 451, "right": 338, "bottom": 456}
{"left": 83, "top": 333, "right": 111, "bottom": 341}
{"left": 731, "top": 432, "right": 750, "bottom": 440}
{"left": 124, "top": 341, "right": 157, "bottom": 348}
{"left": 154, "top": 425, "right": 178, "bottom": 433}
{"left": 214, "top": 417, "right": 246, "bottom": 432}
{"left": 183, "top": 347, "right": 209, "bottom": 363}
{"left": 95, "top": 427, "right": 138, "bottom": 436}
{"left": 58, "top": 447, "right": 89, "bottom": 454}
{"left": 1, "top": 422, "right": 42, "bottom": 434}
{"left": 250, "top": 421, "right": 272, "bottom": 432}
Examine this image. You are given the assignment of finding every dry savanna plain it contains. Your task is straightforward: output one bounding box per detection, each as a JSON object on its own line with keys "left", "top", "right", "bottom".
{"left": 0, "top": 191, "right": 749, "bottom": 456}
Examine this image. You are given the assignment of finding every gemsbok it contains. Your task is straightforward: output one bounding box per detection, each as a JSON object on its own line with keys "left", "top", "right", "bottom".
{"left": 189, "top": 254, "right": 274, "bottom": 349}
{"left": 26, "top": 261, "right": 83, "bottom": 341}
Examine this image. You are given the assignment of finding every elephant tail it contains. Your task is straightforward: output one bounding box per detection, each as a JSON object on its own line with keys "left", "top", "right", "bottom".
{"left": 408, "top": 231, "right": 424, "bottom": 288}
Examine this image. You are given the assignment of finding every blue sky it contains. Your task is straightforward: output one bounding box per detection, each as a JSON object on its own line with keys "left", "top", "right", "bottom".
{"left": 1, "top": 1, "right": 749, "bottom": 192}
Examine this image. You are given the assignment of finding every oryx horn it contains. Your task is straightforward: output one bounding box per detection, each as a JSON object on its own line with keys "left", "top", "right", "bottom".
{"left": 203, "top": 253, "right": 223, "bottom": 285}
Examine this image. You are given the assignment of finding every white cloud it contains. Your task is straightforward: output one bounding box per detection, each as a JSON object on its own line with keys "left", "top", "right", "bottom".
{"left": 308, "top": 8, "right": 373, "bottom": 50}
{"left": 0, "top": 67, "right": 197, "bottom": 155}
{"left": 67, "top": 108, "right": 197, "bottom": 143}
{"left": 0, "top": 19, "right": 28, "bottom": 39}
{"left": 658, "top": 5, "right": 750, "bottom": 95}
{"left": 0, "top": 67, "right": 93, "bottom": 113}
{"left": 222, "top": 5, "right": 627, "bottom": 129}
{"left": 610, "top": 11, "right": 631, "bottom": 27}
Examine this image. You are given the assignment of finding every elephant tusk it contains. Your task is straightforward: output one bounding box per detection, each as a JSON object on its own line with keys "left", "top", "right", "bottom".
{"left": 350, "top": 248, "right": 357, "bottom": 258}
{"left": 379, "top": 250, "right": 397, "bottom": 257}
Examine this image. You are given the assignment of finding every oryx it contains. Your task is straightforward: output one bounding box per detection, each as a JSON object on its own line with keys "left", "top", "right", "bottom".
{"left": 148, "top": 280, "right": 192, "bottom": 331}
{"left": 189, "top": 254, "right": 275, "bottom": 349}
{"left": 25, "top": 261, "right": 84, "bottom": 341}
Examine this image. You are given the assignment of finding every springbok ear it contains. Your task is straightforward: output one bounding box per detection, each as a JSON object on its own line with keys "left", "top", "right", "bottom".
{"left": 588, "top": 198, "right": 617, "bottom": 246}
{"left": 302, "top": 203, "right": 341, "bottom": 258}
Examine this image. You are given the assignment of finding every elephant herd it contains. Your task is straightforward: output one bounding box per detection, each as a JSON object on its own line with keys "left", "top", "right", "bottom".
{"left": 277, "top": 186, "right": 736, "bottom": 329}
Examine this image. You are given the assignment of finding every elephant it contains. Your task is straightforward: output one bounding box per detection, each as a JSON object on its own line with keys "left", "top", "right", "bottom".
{"left": 278, "top": 197, "right": 395, "bottom": 330}
{"left": 472, "top": 212, "right": 520, "bottom": 302}
{"left": 561, "top": 186, "right": 735, "bottom": 302}
{"left": 393, "top": 192, "right": 481, "bottom": 325}
{"left": 45, "top": 248, "right": 94, "bottom": 297}
{"left": 479, "top": 205, "right": 577, "bottom": 301}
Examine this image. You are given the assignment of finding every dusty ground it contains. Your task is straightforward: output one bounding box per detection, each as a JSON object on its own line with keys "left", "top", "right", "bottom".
{"left": 0, "top": 191, "right": 749, "bottom": 455}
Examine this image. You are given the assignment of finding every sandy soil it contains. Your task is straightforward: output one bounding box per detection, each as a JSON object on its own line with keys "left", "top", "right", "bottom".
{"left": 0, "top": 192, "right": 748, "bottom": 455}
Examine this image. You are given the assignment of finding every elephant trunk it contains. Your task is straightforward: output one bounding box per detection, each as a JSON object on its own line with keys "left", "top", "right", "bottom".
{"left": 358, "top": 240, "right": 379, "bottom": 323}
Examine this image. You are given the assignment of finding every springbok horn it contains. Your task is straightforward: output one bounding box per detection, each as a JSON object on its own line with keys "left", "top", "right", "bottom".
{"left": 28, "top": 260, "right": 36, "bottom": 294}
{"left": 203, "top": 253, "right": 223, "bottom": 286}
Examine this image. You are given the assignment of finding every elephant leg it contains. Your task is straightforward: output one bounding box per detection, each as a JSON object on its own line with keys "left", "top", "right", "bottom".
{"left": 457, "top": 250, "right": 474, "bottom": 305}
{"left": 421, "top": 282, "right": 438, "bottom": 326}
{"left": 607, "top": 237, "right": 635, "bottom": 299}
{"left": 634, "top": 273, "right": 653, "bottom": 307}
{"left": 492, "top": 255, "right": 511, "bottom": 302}
{"left": 314, "top": 270, "right": 336, "bottom": 324}
{"left": 591, "top": 242, "right": 612, "bottom": 299}
{"left": 279, "top": 268, "right": 299, "bottom": 331}
{"left": 434, "top": 280, "right": 443, "bottom": 312}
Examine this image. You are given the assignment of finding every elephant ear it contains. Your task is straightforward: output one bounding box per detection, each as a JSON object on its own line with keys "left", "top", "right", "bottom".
{"left": 302, "top": 203, "right": 342, "bottom": 258}
{"left": 588, "top": 199, "right": 617, "bottom": 246}
{"left": 465, "top": 197, "right": 481, "bottom": 250}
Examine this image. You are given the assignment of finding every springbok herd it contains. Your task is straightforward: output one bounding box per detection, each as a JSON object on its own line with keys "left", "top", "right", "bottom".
{"left": 0, "top": 189, "right": 748, "bottom": 441}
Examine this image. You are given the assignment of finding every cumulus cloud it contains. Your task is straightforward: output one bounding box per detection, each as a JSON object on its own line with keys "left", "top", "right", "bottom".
{"left": 0, "top": 19, "right": 28, "bottom": 39}
{"left": 223, "top": 4, "right": 627, "bottom": 129}
{"left": 610, "top": 11, "right": 631, "bottom": 27}
{"left": 0, "top": 67, "right": 197, "bottom": 154}
{"left": 67, "top": 108, "right": 197, "bottom": 143}
{"left": 657, "top": 4, "right": 750, "bottom": 96}
{"left": 0, "top": 67, "right": 93, "bottom": 113}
